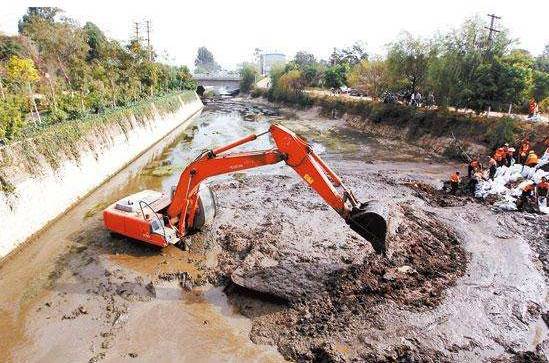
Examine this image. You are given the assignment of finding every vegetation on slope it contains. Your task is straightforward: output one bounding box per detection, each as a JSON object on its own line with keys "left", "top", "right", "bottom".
{"left": 0, "top": 7, "right": 197, "bottom": 142}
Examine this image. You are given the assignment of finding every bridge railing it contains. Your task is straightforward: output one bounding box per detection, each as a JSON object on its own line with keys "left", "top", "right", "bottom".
{"left": 193, "top": 74, "right": 241, "bottom": 81}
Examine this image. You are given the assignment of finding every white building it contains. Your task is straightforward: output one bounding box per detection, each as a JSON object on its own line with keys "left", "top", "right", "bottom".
{"left": 260, "top": 53, "right": 286, "bottom": 75}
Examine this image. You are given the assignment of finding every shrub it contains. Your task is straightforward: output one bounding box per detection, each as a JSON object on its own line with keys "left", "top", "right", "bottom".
{"left": 239, "top": 64, "right": 258, "bottom": 93}
{"left": 540, "top": 97, "right": 549, "bottom": 113}
{"left": 485, "top": 117, "right": 519, "bottom": 149}
{"left": 250, "top": 87, "right": 265, "bottom": 98}
{"left": 47, "top": 107, "right": 69, "bottom": 124}
{"left": 58, "top": 93, "right": 87, "bottom": 119}
{"left": 443, "top": 139, "right": 472, "bottom": 162}
{"left": 0, "top": 95, "right": 25, "bottom": 140}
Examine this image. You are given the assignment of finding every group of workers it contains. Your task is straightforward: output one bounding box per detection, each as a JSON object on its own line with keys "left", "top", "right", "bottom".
{"left": 449, "top": 138, "right": 548, "bottom": 210}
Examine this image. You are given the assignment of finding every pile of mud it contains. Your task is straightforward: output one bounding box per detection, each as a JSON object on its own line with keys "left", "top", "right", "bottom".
{"left": 402, "top": 180, "right": 471, "bottom": 208}
{"left": 211, "top": 202, "right": 467, "bottom": 361}
{"left": 206, "top": 97, "right": 280, "bottom": 120}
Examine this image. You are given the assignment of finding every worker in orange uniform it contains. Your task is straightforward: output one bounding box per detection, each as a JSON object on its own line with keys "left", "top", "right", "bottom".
{"left": 528, "top": 98, "right": 537, "bottom": 118}
{"left": 488, "top": 156, "right": 498, "bottom": 179}
{"left": 450, "top": 171, "right": 461, "bottom": 194}
{"left": 537, "top": 176, "right": 548, "bottom": 207}
{"left": 494, "top": 147, "right": 506, "bottom": 166}
{"left": 518, "top": 139, "right": 531, "bottom": 164}
{"left": 525, "top": 150, "right": 539, "bottom": 167}
{"left": 468, "top": 169, "right": 485, "bottom": 194}
{"left": 517, "top": 183, "right": 536, "bottom": 212}
{"left": 468, "top": 157, "right": 482, "bottom": 178}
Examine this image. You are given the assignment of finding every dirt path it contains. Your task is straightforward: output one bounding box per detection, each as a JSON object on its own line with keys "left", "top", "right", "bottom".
{"left": 0, "top": 98, "right": 546, "bottom": 362}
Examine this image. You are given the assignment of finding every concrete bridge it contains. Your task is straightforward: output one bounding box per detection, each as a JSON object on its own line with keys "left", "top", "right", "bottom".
{"left": 194, "top": 74, "right": 241, "bottom": 90}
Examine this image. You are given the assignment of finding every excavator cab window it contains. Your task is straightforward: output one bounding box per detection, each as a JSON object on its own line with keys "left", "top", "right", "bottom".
{"left": 150, "top": 219, "right": 164, "bottom": 235}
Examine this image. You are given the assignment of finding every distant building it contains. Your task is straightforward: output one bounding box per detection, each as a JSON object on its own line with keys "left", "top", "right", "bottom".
{"left": 260, "top": 53, "right": 286, "bottom": 75}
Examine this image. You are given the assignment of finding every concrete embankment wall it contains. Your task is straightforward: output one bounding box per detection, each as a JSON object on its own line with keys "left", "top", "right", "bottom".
{"left": 0, "top": 92, "right": 203, "bottom": 258}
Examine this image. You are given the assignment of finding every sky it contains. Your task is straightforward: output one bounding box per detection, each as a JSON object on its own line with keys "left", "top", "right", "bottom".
{"left": 1, "top": 1, "right": 548, "bottom": 70}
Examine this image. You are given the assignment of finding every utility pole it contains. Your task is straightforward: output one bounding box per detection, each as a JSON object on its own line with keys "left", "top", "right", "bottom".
{"left": 145, "top": 20, "right": 152, "bottom": 61}
{"left": 27, "top": 83, "right": 41, "bottom": 125}
{"left": 484, "top": 13, "right": 501, "bottom": 114}
{"left": 134, "top": 21, "right": 140, "bottom": 44}
{"left": 44, "top": 72, "right": 56, "bottom": 108}
{"left": 0, "top": 76, "right": 5, "bottom": 101}
{"left": 485, "top": 13, "right": 501, "bottom": 48}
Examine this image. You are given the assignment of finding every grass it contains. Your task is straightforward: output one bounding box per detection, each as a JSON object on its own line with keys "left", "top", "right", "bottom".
{"left": 84, "top": 201, "right": 111, "bottom": 219}
{"left": 4, "top": 91, "right": 195, "bottom": 174}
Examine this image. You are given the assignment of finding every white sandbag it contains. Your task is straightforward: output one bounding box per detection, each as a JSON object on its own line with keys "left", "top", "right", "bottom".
{"left": 474, "top": 163, "right": 548, "bottom": 214}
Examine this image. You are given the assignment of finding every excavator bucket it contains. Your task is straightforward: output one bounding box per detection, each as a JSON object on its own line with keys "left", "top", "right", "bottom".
{"left": 347, "top": 201, "right": 388, "bottom": 254}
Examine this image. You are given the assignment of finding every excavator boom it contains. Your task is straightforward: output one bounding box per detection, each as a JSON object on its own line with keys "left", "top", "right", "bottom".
{"left": 103, "top": 124, "right": 387, "bottom": 253}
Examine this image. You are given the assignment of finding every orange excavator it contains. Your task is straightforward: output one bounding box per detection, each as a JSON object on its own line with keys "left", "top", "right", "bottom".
{"left": 103, "top": 124, "right": 388, "bottom": 254}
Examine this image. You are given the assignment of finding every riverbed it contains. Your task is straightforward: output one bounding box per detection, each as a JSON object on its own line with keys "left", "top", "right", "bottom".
{"left": 0, "top": 97, "right": 546, "bottom": 362}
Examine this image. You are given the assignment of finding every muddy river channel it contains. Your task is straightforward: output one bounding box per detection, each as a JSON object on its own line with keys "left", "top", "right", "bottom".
{"left": 0, "top": 98, "right": 547, "bottom": 362}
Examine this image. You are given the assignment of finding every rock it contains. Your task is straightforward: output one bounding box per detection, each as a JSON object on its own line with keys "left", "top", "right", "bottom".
{"left": 146, "top": 282, "right": 156, "bottom": 297}
{"left": 383, "top": 270, "right": 397, "bottom": 281}
{"left": 396, "top": 265, "right": 416, "bottom": 274}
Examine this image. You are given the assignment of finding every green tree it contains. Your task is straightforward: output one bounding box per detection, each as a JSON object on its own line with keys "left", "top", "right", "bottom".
{"left": 533, "top": 45, "right": 549, "bottom": 100}
{"left": 425, "top": 17, "right": 516, "bottom": 109}
{"left": 533, "top": 70, "right": 549, "bottom": 101}
{"left": 347, "top": 58, "right": 389, "bottom": 97}
{"left": 324, "top": 64, "right": 348, "bottom": 88}
{"left": 0, "top": 36, "right": 25, "bottom": 61}
{"left": 239, "top": 63, "right": 258, "bottom": 93}
{"left": 301, "top": 64, "right": 324, "bottom": 87}
{"left": 329, "top": 41, "right": 368, "bottom": 66}
{"left": 387, "top": 32, "right": 431, "bottom": 93}
{"left": 83, "top": 22, "right": 107, "bottom": 61}
{"left": 194, "top": 47, "right": 221, "bottom": 74}
{"left": 293, "top": 51, "right": 316, "bottom": 68}
{"left": 468, "top": 50, "right": 534, "bottom": 112}
{"left": 534, "top": 44, "right": 548, "bottom": 73}
{"left": 18, "top": 7, "right": 61, "bottom": 33}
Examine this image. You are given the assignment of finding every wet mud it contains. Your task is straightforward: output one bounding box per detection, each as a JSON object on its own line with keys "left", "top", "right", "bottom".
{"left": 0, "top": 97, "right": 546, "bottom": 362}
{"left": 211, "top": 172, "right": 468, "bottom": 360}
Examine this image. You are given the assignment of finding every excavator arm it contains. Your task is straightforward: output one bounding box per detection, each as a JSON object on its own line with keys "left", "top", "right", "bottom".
{"left": 166, "top": 124, "right": 387, "bottom": 253}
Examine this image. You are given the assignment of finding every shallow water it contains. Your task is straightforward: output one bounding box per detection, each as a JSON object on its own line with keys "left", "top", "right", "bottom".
{"left": 0, "top": 104, "right": 289, "bottom": 363}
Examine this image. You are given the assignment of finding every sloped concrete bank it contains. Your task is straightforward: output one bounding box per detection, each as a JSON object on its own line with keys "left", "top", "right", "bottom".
{"left": 0, "top": 92, "right": 203, "bottom": 258}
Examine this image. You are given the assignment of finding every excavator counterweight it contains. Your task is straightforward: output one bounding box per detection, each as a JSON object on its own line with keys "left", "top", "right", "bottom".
{"left": 103, "top": 125, "right": 388, "bottom": 253}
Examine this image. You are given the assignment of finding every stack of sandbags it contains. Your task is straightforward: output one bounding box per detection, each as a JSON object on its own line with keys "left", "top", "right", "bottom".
{"left": 475, "top": 162, "right": 549, "bottom": 213}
